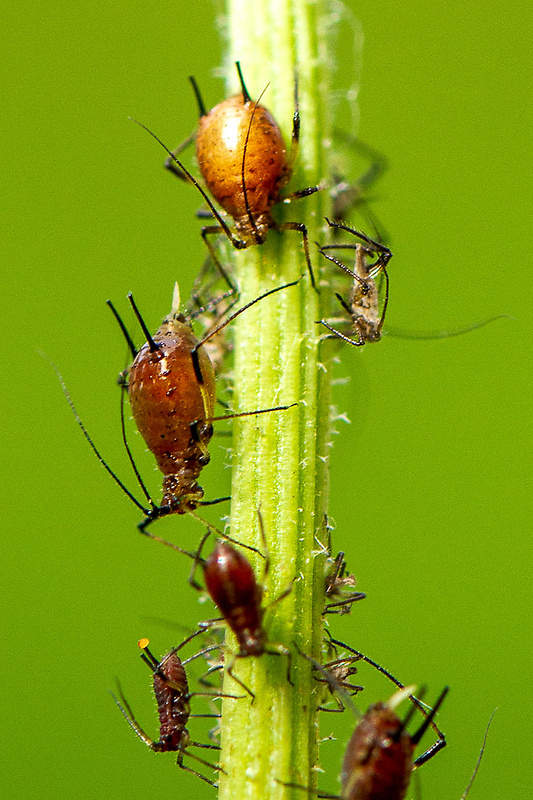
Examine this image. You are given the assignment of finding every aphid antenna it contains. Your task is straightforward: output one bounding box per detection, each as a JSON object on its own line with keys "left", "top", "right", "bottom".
{"left": 459, "top": 709, "right": 497, "bottom": 800}
{"left": 239, "top": 76, "right": 271, "bottom": 244}
{"left": 49, "top": 358, "right": 152, "bottom": 516}
{"left": 383, "top": 314, "right": 513, "bottom": 341}
{"left": 111, "top": 683, "right": 222, "bottom": 786}
{"left": 118, "top": 372, "right": 153, "bottom": 507}
{"left": 192, "top": 277, "right": 301, "bottom": 358}
{"left": 323, "top": 217, "right": 392, "bottom": 260}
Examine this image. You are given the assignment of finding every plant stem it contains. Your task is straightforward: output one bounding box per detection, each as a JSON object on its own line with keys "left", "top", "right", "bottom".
{"left": 217, "top": 2, "right": 334, "bottom": 798}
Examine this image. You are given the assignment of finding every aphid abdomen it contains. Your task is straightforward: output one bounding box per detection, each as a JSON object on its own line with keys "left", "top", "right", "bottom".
{"left": 341, "top": 704, "right": 413, "bottom": 800}
{"left": 204, "top": 541, "right": 266, "bottom": 653}
{"left": 128, "top": 318, "right": 216, "bottom": 509}
{"left": 196, "top": 96, "right": 288, "bottom": 230}
{"left": 153, "top": 653, "right": 191, "bottom": 752}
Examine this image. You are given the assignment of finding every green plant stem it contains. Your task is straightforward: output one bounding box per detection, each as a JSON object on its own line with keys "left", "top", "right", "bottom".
{"left": 217, "top": 2, "right": 334, "bottom": 798}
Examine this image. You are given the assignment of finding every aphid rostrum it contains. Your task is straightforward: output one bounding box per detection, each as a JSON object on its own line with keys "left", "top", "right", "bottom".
{"left": 62, "top": 279, "right": 298, "bottom": 536}
{"left": 134, "top": 62, "right": 321, "bottom": 290}
{"left": 111, "top": 634, "right": 240, "bottom": 786}
{"left": 194, "top": 531, "right": 293, "bottom": 701}
{"left": 317, "top": 219, "right": 392, "bottom": 347}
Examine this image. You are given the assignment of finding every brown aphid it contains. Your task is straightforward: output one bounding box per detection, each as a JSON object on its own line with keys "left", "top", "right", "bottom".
{"left": 105, "top": 280, "right": 298, "bottom": 534}
{"left": 137, "top": 62, "right": 321, "bottom": 289}
{"left": 199, "top": 537, "right": 293, "bottom": 700}
{"left": 318, "top": 219, "right": 392, "bottom": 346}
{"left": 112, "top": 635, "right": 233, "bottom": 787}
{"left": 280, "top": 686, "right": 448, "bottom": 800}
{"left": 127, "top": 283, "right": 216, "bottom": 521}
{"left": 340, "top": 686, "right": 449, "bottom": 800}
{"left": 324, "top": 551, "right": 365, "bottom": 615}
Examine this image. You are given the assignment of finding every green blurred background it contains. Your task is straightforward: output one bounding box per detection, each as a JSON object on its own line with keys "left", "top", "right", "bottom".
{"left": 2, "top": 0, "right": 530, "bottom": 797}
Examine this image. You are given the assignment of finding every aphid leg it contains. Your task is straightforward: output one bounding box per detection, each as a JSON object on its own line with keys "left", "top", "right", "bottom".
{"left": 411, "top": 686, "right": 449, "bottom": 767}
{"left": 226, "top": 655, "right": 255, "bottom": 702}
{"left": 318, "top": 317, "right": 365, "bottom": 347}
{"left": 187, "top": 528, "right": 211, "bottom": 590}
{"left": 200, "top": 225, "right": 238, "bottom": 290}
{"left": 163, "top": 129, "right": 197, "bottom": 181}
{"left": 175, "top": 749, "right": 220, "bottom": 787}
{"left": 277, "top": 220, "right": 318, "bottom": 291}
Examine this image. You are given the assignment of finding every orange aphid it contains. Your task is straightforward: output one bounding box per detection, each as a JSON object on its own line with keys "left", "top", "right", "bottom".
{"left": 134, "top": 62, "right": 320, "bottom": 289}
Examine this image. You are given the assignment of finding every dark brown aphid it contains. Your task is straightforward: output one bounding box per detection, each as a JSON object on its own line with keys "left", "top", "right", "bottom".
{"left": 136, "top": 62, "right": 321, "bottom": 290}
{"left": 197, "top": 535, "right": 293, "bottom": 700}
{"left": 281, "top": 686, "right": 448, "bottom": 800}
{"left": 111, "top": 634, "right": 239, "bottom": 786}
{"left": 340, "top": 685, "right": 449, "bottom": 800}
{"left": 64, "top": 279, "right": 298, "bottom": 536}
{"left": 318, "top": 219, "right": 392, "bottom": 346}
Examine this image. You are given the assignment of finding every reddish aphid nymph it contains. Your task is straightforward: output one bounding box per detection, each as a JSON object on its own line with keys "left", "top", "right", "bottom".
{"left": 199, "top": 538, "right": 292, "bottom": 699}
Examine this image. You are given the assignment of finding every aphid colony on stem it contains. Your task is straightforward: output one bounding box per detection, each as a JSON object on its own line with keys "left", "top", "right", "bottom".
{"left": 134, "top": 61, "right": 321, "bottom": 290}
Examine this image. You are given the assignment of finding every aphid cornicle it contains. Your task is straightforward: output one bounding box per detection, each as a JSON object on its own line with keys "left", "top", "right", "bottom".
{"left": 138, "top": 61, "right": 321, "bottom": 289}
{"left": 318, "top": 219, "right": 392, "bottom": 346}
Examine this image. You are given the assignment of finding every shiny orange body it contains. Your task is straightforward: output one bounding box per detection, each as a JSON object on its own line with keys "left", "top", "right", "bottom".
{"left": 341, "top": 703, "right": 413, "bottom": 800}
{"left": 196, "top": 95, "right": 291, "bottom": 242}
{"left": 128, "top": 314, "right": 216, "bottom": 513}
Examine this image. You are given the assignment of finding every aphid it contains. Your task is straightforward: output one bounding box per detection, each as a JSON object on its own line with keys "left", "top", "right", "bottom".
{"left": 111, "top": 634, "right": 240, "bottom": 786}
{"left": 64, "top": 279, "right": 298, "bottom": 535}
{"left": 317, "top": 219, "right": 392, "bottom": 346}
{"left": 325, "top": 551, "right": 365, "bottom": 614}
{"left": 135, "top": 62, "right": 321, "bottom": 290}
{"left": 320, "top": 517, "right": 365, "bottom": 615}
{"left": 195, "top": 532, "right": 293, "bottom": 701}
{"left": 339, "top": 685, "right": 449, "bottom": 800}
{"left": 281, "top": 685, "right": 448, "bottom": 800}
